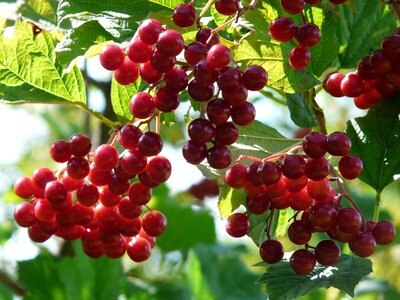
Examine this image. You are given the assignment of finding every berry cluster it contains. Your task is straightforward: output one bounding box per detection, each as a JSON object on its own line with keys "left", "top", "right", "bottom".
{"left": 13, "top": 130, "right": 170, "bottom": 262}
{"left": 324, "top": 28, "right": 400, "bottom": 109}
{"left": 269, "top": 0, "right": 346, "bottom": 70}
{"left": 223, "top": 131, "right": 395, "bottom": 275}
{"left": 188, "top": 178, "right": 219, "bottom": 201}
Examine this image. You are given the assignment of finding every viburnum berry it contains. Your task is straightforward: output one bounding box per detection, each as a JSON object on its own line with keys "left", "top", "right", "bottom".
{"left": 215, "top": 0, "right": 240, "bottom": 16}
{"left": 281, "top": 0, "right": 305, "bottom": 15}
{"left": 146, "top": 156, "right": 171, "bottom": 183}
{"left": 231, "top": 102, "right": 256, "bottom": 126}
{"left": 207, "top": 44, "right": 231, "bottom": 69}
{"left": 114, "top": 58, "right": 139, "bottom": 85}
{"left": 295, "top": 22, "right": 321, "bottom": 47}
{"left": 323, "top": 72, "right": 345, "bottom": 97}
{"left": 372, "top": 220, "right": 396, "bottom": 245}
{"left": 340, "top": 73, "right": 364, "bottom": 97}
{"left": 14, "top": 202, "right": 36, "bottom": 227}
{"left": 126, "top": 38, "right": 152, "bottom": 63}
{"left": 99, "top": 44, "right": 125, "bottom": 71}
{"left": 207, "top": 144, "right": 232, "bottom": 169}
{"left": 130, "top": 92, "right": 155, "bottom": 119}
{"left": 185, "top": 42, "right": 208, "bottom": 65}
{"left": 289, "top": 46, "right": 311, "bottom": 70}
{"left": 290, "top": 249, "right": 316, "bottom": 275}
{"left": 173, "top": 4, "right": 196, "bottom": 28}
{"left": 338, "top": 155, "right": 363, "bottom": 180}
{"left": 315, "top": 240, "right": 341, "bottom": 266}
{"left": 269, "top": 17, "right": 296, "bottom": 42}
{"left": 349, "top": 232, "right": 376, "bottom": 257}
{"left": 226, "top": 212, "right": 250, "bottom": 238}
{"left": 14, "top": 176, "right": 34, "bottom": 199}
{"left": 156, "top": 29, "right": 185, "bottom": 57}
{"left": 259, "top": 240, "right": 284, "bottom": 264}
{"left": 127, "top": 237, "right": 152, "bottom": 262}
{"left": 142, "top": 210, "right": 167, "bottom": 237}
{"left": 182, "top": 140, "right": 208, "bottom": 164}
{"left": 288, "top": 220, "right": 312, "bottom": 245}
{"left": 242, "top": 65, "right": 268, "bottom": 91}
{"left": 138, "top": 19, "right": 162, "bottom": 45}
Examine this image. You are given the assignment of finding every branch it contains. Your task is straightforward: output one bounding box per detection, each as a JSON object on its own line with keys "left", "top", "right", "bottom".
{"left": 0, "top": 269, "right": 27, "bottom": 297}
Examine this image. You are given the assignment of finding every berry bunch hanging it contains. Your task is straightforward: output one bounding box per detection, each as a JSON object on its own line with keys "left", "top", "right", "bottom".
{"left": 324, "top": 28, "right": 400, "bottom": 109}
{"left": 223, "top": 131, "right": 395, "bottom": 275}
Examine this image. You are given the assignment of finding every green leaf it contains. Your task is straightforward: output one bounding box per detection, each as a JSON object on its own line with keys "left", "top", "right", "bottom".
{"left": 338, "top": 0, "right": 397, "bottom": 67}
{"left": 193, "top": 244, "right": 264, "bottom": 300}
{"left": 17, "top": 0, "right": 58, "bottom": 28}
{"left": 18, "top": 243, "right": 124, "bottom": 300}
{"left": 275, "top": 208, "right": 294, "bottom": 238}
{"left": 152, "top": 185, "right": 216, "bottom": 252}
{"left": 55, "top": 20, "right": 114, "bottom": 67}
{"left": 257, "top": 254, "right": 373, "bottom": 299}
{"left": 286, "top": 92, "right": 318, "bottom": 128}
{"left": 234, "top": 35, "right": 319, "bottom": 93}
{"left": 248, "top": 211, "right": 269, "bottom": 246}
{"left": 57, "top": 0, "right": 180, "bottom": 41}
{"left": 111, "top": 77, "right": 146, "bottom": 123}
{"left": 231, "top": 120, "right": 301, "bottom": 160}
{"left": 218, "top": 186, "right": 246, "bottom": 218}
{"left": 345, "top": 98, "right": 400, "bottom": 192}
{"left": 0, "top": 21, "right": 86, "bottom": 104}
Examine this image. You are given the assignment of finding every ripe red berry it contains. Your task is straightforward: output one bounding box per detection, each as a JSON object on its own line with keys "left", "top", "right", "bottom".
{"left": 269, "top": 17, "right": 296, "bottom": 42}
{"left": 156, "top": 29, "right": 184, "bottom": 57}
{"left": 138, "top": 19, "right": 162, "bottom": 45}
{"left": 114, "top": 58, "right": 139, "bottom": 85}
{"left": 225, "top": 164, "right": 247, "bottom": 188}
{"left": 77, "top": 184, "right": 99, "bottom": 207}
{"left": 117, "top": 125, "right": 143, "bottom": 151}
{"left": 120, "top": 150, "right": 147, "bottom": 175}
{"left": 94, "top": 144, "right": 119, "bottom": 170}
{"left": 128, "top": 182, "right": 152, "bottom": 206}
{"left": 139, "top": 62, "right": 163, "bottom": 84}
{"left": 164, "top": 68, "right": 188, "bottom": 92}
{"left": 302, "top": 132, "right": 327, "bottom": 158}
{"left": 146, "top": 156, "right": 171, "bottom": 183}
{"left": 295, "top": 22, "right": 321, "bottom": 47}
{"left": 173, "top": 4, "right": 197, "bottom": 28}
{"left": 214, "top": 122, "right": 239, "bottom": 145}
{"left": 207, "top": 44, "right": 231, "bottom": 69}
{"left": 340, "top": 73, "right": 364, "bottom": 97}
{"left": 281, "top": 155, "right": 306, "bottom": 179}
{"left": 138, "top": 131, "right": 163, "bottom": 156}
{"left": 315, "top": 240, "right": 341, "bottom": 266}
{"left": 206, "top": 144, "right": 232, "bottom": 169}
{"left": 242, "top": 65, "right": 268, "bottom": 91}
{"left": 281, "top": 0, "right": 305, "bottom": 15}
{"left": 14, "top": 176, "right": 34, "bottom": 199}
{"left": 142, "top": 210, "right": 167, "bottom": 237}
{"left": 290, "top": 249, "right": 316, "bottom": 275}
{"left": 226, "top": 213, "right": 250, "bottom": 238}
{"left": 215, "top": 0, "right": 240, "bottom": 15}
{"left": 69, "top": 134, "right": 91, "bottom": 157}
{"left": 50, "top": 140, "right": 71, "bottom": 163}
{"left": 126, "top": 38, "right": 152, "bottom": 63}
{"left": 182, "top": 140, "right": 208, "bottom": 164}
{"left": 259, "top": 240, "right": 284, "bottom": 264}
{"left": 129, "top": 92, "right": 155, "bottom": 119}
{"left": 304, "top": 157, "right": 330, "bottom": 181}
{"left": 289, "top": 46, "right": 311, "bottom": 70}
{"left": 231, "top": 102, "right": 256, "bottom": 126}
{"left": 257, "top": 161, "right": 281, "bottom": 185}
{"left": 336, "top": 207, "right": 362, "bottom": 233}
{"left": 153, "top": 87, "right": 180, "bottom": 112}
{"left": 338, "top": 155, "right": 363, "bottom": 180}
{"left": 207, "top": 99, "right": 231, "bottom": 125}
{"left": 150, "top": 49, "right": 176, "bottom": 72}
{"left": 185, "top": 42, "right": 208, "bottom": 65}
{"left": 326, "top": 131, "right": 351, "bottom": 156}
{"left": 99, "top": 44, "right": 125, "bottom": 71}
{"left": 196, "top": 29, "right": 220, "bottom": 47}
{"left": 188, "top": 80, "right": 215, "bottom": 102}
{"left": 127, "top": 237, "right": 152, "bottom": 262}
{"left": 372, "top": 220, "right": 396, "bottom": 245}
{"left": 188, "top": 118, "right": 216, "bottom": 144}
{"left": 349, "top": 232, "right": 376, "bottom": 257}
{"left": 323, "top": 72, "right": 345, "bottom": 97}
{"left": 288, "top": 220, "right": 312, "bottom": 245}
{"left": 14, "top": 202, "right": 36, "bottom": 227}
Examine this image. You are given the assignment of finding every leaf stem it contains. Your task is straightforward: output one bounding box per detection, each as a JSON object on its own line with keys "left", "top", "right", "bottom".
{"left": 197, "top": 0, "right": 215, "bottom": 27}
{"left": 0, "top": 269, "right": 27, "bottom": 297}
{"left": 309, "top": 89, "right": 327, "bottom": 135}
{"left": 373, "top": 192, "right": 381, "bottom": 222}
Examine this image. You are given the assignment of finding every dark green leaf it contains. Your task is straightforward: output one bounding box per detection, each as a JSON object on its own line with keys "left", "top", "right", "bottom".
{"left": 345, "top": 98, "right": 400, "bottom": 192}
{"left": 193, "top": 244, "right": 264, "bottom": 300}
{"left": 217, "top": 186, "right": 246, "bottom": 218}
{"left": 0, "top": 21, "right": 86, "bottom": 104}
{"left": 286, "top": 92, "right": 318, "bottom": 128}
{"left": 57, "top": 0, "right": 180, "bottom": 41}
{"left": 152, "top": 185, "right": 216, "bottom": 252}
{"left": 257, "top": 254, "right": 372, "bottom": 299}
{"left": 18, "top": 243, "right": 123, "bottom": 300}
{"left": 338, "top": 0, "right": 396, "bottom": 67}
{"left": 56, "top": 20, "right": 114, "bottom": 67}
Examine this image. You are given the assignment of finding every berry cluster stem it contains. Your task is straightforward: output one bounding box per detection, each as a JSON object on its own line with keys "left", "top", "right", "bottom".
{"left": 206, "top": 0, "right": 259, "bottom": 44}
{"left": 197, "top": 0, "right": 215, "bottom": 26}
{"left": 373, "top": 192, "right": 381, "bottom": 222}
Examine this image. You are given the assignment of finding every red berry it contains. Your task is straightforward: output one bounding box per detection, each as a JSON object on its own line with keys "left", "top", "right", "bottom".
{"left": 295, "top": 22, "right": 321, "bottom": 47}
{"left": 146, "top": 156, "right": 171, "bottom": 183}
{"left": 138, "top": 19, "right": 162, "bottom": 45}
{"left": 127, "top": 237, "right": 152, "bottom": 262}
{"left": 259, "top": 240, "right": 284, "bottom": 264}
{"left": 94, "top": 144, "right": 119, "bottom": 170}
{"left": 340, "top": 73, "right": 364, "bottom": 97}
{"left": 14, "top": 176, "right": 34, "bottom": 199}
{"left": 242, "top": 65, "right": 268, "bottom": 91}
{"left": 114, "top": 58, "right": 139, "bottom": 85}
{"left": 281, "top": 0, "right": 305, "bottom": 14}
{"left": 156, "top": 29, "right": 184, "bottom": 57}
{"left": 129, "top": 92, "right": 155, "bottom": 119}
{"left": 99, "top": 44, "right": 124, "bottom": 71}
{"left": 126, "top": 38, "right": 152, "bottom": 63}
{"left": 142, "top": 210, "right": 167, "bottom": 237}
{"left": 69, "top": 134, "right": 91, "bottom": 157}
{"left": 372, "top": 220, "right": 396, "bottom": 245}
{"left": 349, "top": 232, "right": 376, "bottom": 257}
{"left": 14, "top": 202, "right": 36, "bottom": 227}
{"left": 226, "top": 213, "right": 250, "bottom": 238}
{"left": 290, "top": 249, "right": 316, "bottom": 275}
{"left": 315, "top": 240, "right": 341, "bottom": 266}
{"left": 207, "top": 44, "right": 231, "bottom": 69}
{"left": 173, "top": 4, "right": 197, "bottom": 28}
{"left": 215, "top": 0, "right": 240, "bottom": 15}
{"left": 269, "top": 17, "right": 296, "bottom": 42}
{"left": 338, "top": 155, "right": 363, "bottom": 180}
{"left": 289, "top": 46, "right": 311, "bottom": 70}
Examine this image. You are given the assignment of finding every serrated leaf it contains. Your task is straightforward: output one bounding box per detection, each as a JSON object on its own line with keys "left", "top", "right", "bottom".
{"left": 234, "top": 36, "right": 319, "bottom": 93}
{"left": 338, "top": 0, "right": 396, "bottom": 67}
{"left": 236, "top": 0, "right": 337, "bottom": 92}
{"left": 257, "top": 254, "right": 372, "bottom": 300}
{"left": 57, "top": 0, "right": 180, "bottom": 41}
{"left": 111, "top": 77, "right": 146, "bottom": 123}
{"left": 0, "top": 21, "right": 86, "bottom": 104}
{"left": 17, "top": 0, "right": 58, "bottom": 29}
{"left": 218, "top": 186, "right": 246, "bottom": 218}
{"left": 231, "top": 120, "right": 301, "bottom": 160}
{"left": 55, "top": 20, "right": 114, "bottom": 67}
{"left": 286, "top": 92, "right": 318, "bottom": 128}
{"left": 345, "top": 98, "right": 400, "bottom": 192}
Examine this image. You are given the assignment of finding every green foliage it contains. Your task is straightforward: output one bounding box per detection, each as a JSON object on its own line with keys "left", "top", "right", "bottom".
{"left": 346, "top": 98, "right": 400, "bottom": 193}
{"left": 0, "top": 21, "right": 86, "bottom": 104}
{"left": 256, "top": 254, "right": 373, "bottom": 300}
{"left": 286, "top": 92, "right": 318, "bottom": 128}
{"left": 218, "top": 186, "right": 246, "bottom": 218}
{"left": 18, "top": 244, "right": 124, "bottom": 300}
{"left": 16, "top": 0, "right": 59, "bottom": 28}
{"left": 151, "top": 185, "right": 216, "bottom": 252}
{"left": 337, "top": 0, "right": 397, "bottom": 68}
